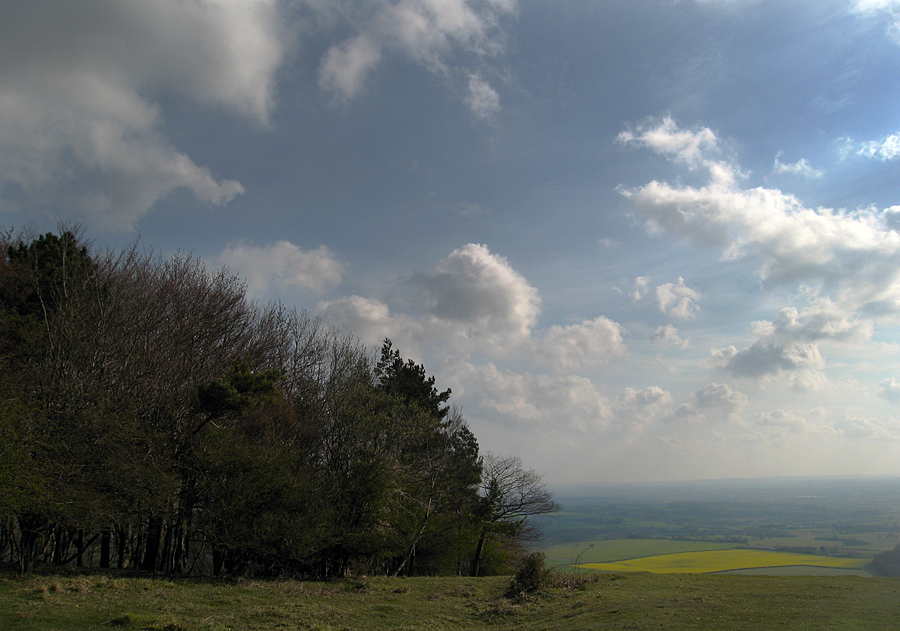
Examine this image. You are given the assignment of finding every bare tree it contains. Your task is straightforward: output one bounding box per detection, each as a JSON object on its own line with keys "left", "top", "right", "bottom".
{"left": 471, "top": 452, "right": 559, "bottom": 576}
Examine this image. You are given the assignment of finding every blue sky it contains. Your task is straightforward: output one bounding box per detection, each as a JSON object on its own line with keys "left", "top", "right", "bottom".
{"left": 5, "top": 0, "right": 900, "bottom": 485}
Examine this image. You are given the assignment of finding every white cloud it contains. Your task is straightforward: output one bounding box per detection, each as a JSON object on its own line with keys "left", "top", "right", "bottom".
{"left": 317, "top": 0, "right": 515, "bottom": 116}
{"left": 318, "top": 34, "right": 382, "bottom": 100}
{"left": 770, "top": 152, "right": 823, "bottom": 179}
{"left": 411, "top": 243, "right": 540, "bottom": 340}
{"left": 537, "top": 317, "right": 626, "bottom": 373}
{"left": 634, "top": 275, "right": 701, "bottom": 318}
{"left": 612, "top": 386, "right": 674, "bottom": 431}
{"left": 761, "top": 303, "right": 874, "bottom": 343}
{"left": 754, "top": 409, "right": 813, "bottom": 433}
{"left": 852, "top": 1, "right": 900, "bottom": 44}
{"left": 446, "top": 360, "right": 611, "bottom": 432}
{"left": 620, "top": 117, "right": 900, "bottom": 331}
{"left": 617, "top": 116, "right": 721, "bottom": 170}
{"left": 713, "top": 340, "right": 824, "bottom": 380}
{"left": 878, "top": 377, "right": 900, "bottom": 404}
{"left": 854, "top": 0, "right": 900, "bottom": 9}
{"left": 882, "top": 206, "right": 900, "bottom": 230}
{"left": 671, "top": 382, "right": 748, "bottom": 423}
{"left": 858, "top": 133, "right": 900, "bottom": 161}
{"left": 220, "top": 241, "right": 345, "bottom": 295}
{"left": 318, "top": 295, "right": 399, "bottom": 343}
{"left": 318, "top": 243, "right": 551, "bottom": 357}
{"left": 656, "top": 277, "right": 701, "bottom": 319}
{"left": 834, "top": 413, "right": 900, "bottom": 440}
{"left": 650, "top": 324, "right": 690, "bottom": 349}
{"left": 464, "top": 74, "right": 501, "bottom": 119}
{"left": 632, "top": 276, "right": 651, "bottom": 301}
{"left": 0, "top": 0, "right": 286, "bottom": 229}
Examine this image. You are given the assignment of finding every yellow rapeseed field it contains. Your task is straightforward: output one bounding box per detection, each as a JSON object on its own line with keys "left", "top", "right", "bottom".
{"left": 577, "top": 549, "right": 871, "bottom": 574}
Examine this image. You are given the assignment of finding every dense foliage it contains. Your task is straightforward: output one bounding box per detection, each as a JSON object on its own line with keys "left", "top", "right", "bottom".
{"left": 0, "top": 228, "right": 556, "bottom": 577}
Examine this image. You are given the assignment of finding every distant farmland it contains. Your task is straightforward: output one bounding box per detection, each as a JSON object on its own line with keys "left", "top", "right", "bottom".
{"left": 574, "top": 548, "right": 872, "bottom": 576}
{"left": 536, "top": 477, "right": 900, "bottom": 577}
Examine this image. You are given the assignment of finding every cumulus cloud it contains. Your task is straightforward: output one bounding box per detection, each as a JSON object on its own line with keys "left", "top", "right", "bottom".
{"left": 0, "top": 0, "right": 286, "bottom": 229}
{"left": 878, "top": 377, "right": 900, "bottom": 404}
{"left": 758, "top": 303, "right": 874, "bottom": 343}
{"left": 755, "top": 409, "right": 813, "bottom": 433}
{"left": 834, "top": 413, "right": 900, "bottom": 440}
{"left": 317, "top": 243, "right": 551, "bottom": 356}
{"left": 446, "top": 360, "right": 611, "bottom": 432}
{"left": 617, "top": 116, "right": 721, "bottom": 170}
{"left": 712, "top": 340, "right": 824, "bottom": 380}
{"left": 672, "top": 382, "right": 748, "bottom": 423}
{"left": 858, "top": 133, "right": 900, "bottom": 161}
{"left": 619, "top": 117, "right": 900, "bottom": 361}
{"left": 656, "top": 277, "right": 701, "bottom": 319}
{"left": 537, "top": 317, "right": 626, "bottom": 373}
{"left": 633, "top": 276, "right": 701, "bottom": 318}
{"left": 220, "top": 241, "right": 345, "bottom": 296}
{"left": 650, "top": 324, "right": 690, "bottom": 349}
{"left": 411, "top": 243, "right": 540, "bottom": 339}
{"left": 317, "top": 0, "right": 515, "bottom": 117}
{"left": 611, "top": 386, "right": 673, "bottom": 432}
{"left": 318, "top": 295, "right": 399, "bottom": 343}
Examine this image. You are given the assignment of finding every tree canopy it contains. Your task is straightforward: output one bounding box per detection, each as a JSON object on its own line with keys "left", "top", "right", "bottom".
{"left": 0, "top": 228, "right": 558, "bottom": 578}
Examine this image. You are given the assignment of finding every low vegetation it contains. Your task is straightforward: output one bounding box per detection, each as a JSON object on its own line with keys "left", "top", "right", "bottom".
{"left": 3, "top": 569, "right": 900, "bottom": 630}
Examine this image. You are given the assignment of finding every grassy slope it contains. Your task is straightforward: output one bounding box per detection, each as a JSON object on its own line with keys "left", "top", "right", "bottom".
{"left": 3, "top": 571, "right": 900, "bottom": 631}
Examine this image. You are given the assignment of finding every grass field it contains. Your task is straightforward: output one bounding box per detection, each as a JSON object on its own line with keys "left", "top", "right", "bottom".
{"left": 543, "top": 539, "right": 735, "bottom": 566}
{"left": 575, "top": 549, "right": 873, "bottom": 575}
{"left": 3, "top": 570, "right": 900, "bottom": 630}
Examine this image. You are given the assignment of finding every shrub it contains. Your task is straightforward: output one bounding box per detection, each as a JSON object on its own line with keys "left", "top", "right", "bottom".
{"left": 505, "top": 552, "right": 551, "bottom": 600}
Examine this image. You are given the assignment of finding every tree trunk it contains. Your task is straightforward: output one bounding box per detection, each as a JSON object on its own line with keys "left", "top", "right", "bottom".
{"left": 471, "top": 529, "right": 487, "bottom": 577}
{"left": 116, "top": 523, "right": 132, "bottom": 569}
{"left": 75, "top": 529, "right": 85, "bottom": 567}
{"left": 100, "top": 529, "right": 111, "bottom": 568}
{"left": 213, "top": 548, "right": 225, "bottom": 577}
{"left": 142, "top": 515, "right": 164, "bottom": 572}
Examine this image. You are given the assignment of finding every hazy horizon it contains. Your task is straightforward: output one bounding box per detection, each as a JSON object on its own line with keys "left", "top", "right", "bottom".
{"left": 4, "top": 1, "right": 900, "bottom": 486}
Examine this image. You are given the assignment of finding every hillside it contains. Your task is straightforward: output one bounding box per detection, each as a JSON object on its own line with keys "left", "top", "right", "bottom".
{"left": 2, "top": 570, "right": 899, "bottom": 630}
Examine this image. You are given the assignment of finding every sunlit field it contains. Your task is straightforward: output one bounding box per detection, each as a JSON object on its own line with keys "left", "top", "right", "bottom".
{"left": 576, "top": 548, "right": 872, "bottom": 575}
{"left": 544, "top": 539, "right": 735, "bottom": 566}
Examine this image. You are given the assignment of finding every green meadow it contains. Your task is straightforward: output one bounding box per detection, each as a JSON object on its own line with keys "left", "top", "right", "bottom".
{"left": 4, "top": 570, "right": 900, "bottom": 630}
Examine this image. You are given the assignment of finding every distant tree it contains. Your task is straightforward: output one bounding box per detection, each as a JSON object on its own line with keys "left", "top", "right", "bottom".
{"left": 471, "top": 453, "right": 560, "bottom": 576}
{"left": 873, "top": 544, "right": 900, "bottom": 577}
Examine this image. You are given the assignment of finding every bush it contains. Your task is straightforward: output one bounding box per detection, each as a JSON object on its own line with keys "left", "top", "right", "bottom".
{"left": 505, "top": 552, "right": 551, "bottom": 600}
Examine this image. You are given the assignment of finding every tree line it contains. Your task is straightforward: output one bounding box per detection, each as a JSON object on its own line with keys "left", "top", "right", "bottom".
{"left": 0, "top": 228, "right": 558, "bottom": 577}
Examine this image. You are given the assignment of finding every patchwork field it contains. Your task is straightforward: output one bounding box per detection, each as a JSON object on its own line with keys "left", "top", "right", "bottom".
{"left": 536, "top": 477, "right": 900, "bottom": 577}
{"left": 575, "top": 548, "right": 873, "bottom": 576}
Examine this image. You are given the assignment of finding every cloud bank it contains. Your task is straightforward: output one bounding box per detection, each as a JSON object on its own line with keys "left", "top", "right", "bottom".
{"left": 619, "top": 117, "right": 900, "bottom": 388}
{"left": 0, "top": 0, "right": 287, "bottom": 229}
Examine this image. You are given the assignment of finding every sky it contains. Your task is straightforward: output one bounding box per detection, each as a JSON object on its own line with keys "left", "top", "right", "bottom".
{"left": 4, "top": 0, "right": 900, "bottom": 487}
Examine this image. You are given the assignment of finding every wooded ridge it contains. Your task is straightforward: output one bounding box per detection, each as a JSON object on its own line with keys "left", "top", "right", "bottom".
{"left": 0, "top": 228, "right": 557, "bottom": 578}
